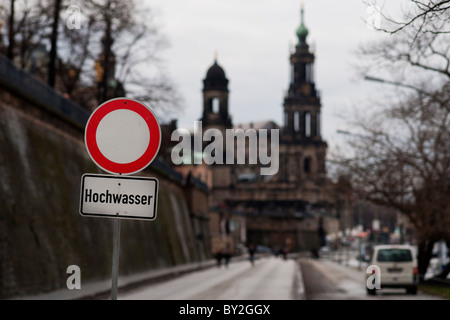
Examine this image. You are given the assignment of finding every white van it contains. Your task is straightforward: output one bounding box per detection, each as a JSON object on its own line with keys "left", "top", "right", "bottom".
{"left": 367, "top": 244, "right": 418, "bottom": 295}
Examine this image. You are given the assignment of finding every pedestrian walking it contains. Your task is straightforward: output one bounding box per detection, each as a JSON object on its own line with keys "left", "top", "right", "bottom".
{"left": 215, "top": 250, "right": 223, "bottom": 267}
{"left": 248, "top": 244, "right": 256, "bottom": 266}
{"left": 223, "top": 244, "right": 231, "bottom": 268}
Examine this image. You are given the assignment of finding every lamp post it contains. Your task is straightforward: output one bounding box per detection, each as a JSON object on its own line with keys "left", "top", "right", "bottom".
{"left": 364, "top": 75, "right": 437, "bottom": 100}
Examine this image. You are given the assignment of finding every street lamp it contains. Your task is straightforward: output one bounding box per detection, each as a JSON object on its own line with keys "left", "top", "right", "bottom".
{"left": 336, "top": 129, "right": 352, "bottom": 136}
{"left": 364, "top": 76, "right": 385, "bottom": 83}
{"left": 364, "top": 75, "right": 417, "bottom": 91}
{"left": 364, "top": 75, "right": 435, "bottom": 99}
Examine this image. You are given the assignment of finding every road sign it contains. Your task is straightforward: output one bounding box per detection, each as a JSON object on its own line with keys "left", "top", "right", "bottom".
{"left": 80, "top": 173, "right": 158, "bottom": 220}
{"left": 84, "top": 98, "right": 161, "bottom": 175}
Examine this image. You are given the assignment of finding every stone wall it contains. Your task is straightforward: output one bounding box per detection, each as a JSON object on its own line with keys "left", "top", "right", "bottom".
{"left": 0, "top": 56, "right": 210, "bottom": 299}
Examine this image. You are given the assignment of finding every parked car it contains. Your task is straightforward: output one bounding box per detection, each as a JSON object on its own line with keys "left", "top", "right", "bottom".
{"left": 366, "top": 244, "right": 418, "bottom": 295}
{"left": 256, "top": 245, "right": 274, "bottom": 254}
{"left": 234, "top": 243, "right": 249, "bottom": 256}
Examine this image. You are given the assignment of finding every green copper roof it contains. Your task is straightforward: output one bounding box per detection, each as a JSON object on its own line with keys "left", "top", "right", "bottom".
{"left": 296, "top": 7, "right": 309, "bottom": 44}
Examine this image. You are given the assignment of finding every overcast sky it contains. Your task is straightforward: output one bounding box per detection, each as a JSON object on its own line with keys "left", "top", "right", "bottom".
{"left": 147, "top": 0, "right": 402, "bottom": 149}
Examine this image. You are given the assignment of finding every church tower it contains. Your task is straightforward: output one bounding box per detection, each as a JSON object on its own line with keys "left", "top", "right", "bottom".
{"left": 201, "top": 56, "right": 232, "bottom": 130}
{"left": 279, "top": 5, "right": 327, "bottom": 182}
{"left": 198, "top": 56, "right": 233, "bottom": 209}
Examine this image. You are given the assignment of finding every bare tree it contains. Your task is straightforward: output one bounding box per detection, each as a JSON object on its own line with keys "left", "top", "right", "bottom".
{"left": 61, "top": 0, "right": 183, "bottom": 117}
{"left": 0, "top": 0, "right": 53, "bottom": 68}
{"left": 58, "top": 8, "right": 96, "bottom": 96}
{"left": 365, "top": 1, "right": 450, "bottom": 40}
{"left": 1, "top": 0, "right": 183, "bottom": 117}
{"left": 340, "top": 1, "right": 450, "bottom": 280}
{"left": 332, "top": 82, "right": 450, "bottom": 279}
{"left": 358, "top": 1, "right": 450, "bottom": 105}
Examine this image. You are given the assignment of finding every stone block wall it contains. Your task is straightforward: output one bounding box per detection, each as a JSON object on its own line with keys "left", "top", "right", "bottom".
{"left": 0, "top": 56, "right": 209, "bottom": 299}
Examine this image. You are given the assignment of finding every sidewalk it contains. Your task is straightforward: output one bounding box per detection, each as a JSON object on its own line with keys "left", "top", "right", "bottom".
{"left": 14, "top": 259, "right": 218, "bottom": 300}
{"left": 322, "top": 248, "right": 450, "bottom": 281}
{"left": 319, "top": 248, "right": 368, "bottom": 271}
{"left": 317, "top": 250, "right": 450, "bottom": 299}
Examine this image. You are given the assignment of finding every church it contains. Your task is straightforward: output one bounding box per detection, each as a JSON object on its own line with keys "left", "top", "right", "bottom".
{"left": 169, "top": 6, "right": 352, "bottom": 256}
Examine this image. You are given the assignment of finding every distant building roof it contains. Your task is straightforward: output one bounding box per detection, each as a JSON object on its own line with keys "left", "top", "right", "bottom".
{"left": 233, "top": 120, "right": 280, "bottom": 131}
{"left": 203, "top": 59, "right": 228, "bottom": 91}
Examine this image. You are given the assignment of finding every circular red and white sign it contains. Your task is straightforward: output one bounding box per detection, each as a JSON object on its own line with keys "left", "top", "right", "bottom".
{"left": 85, "top": 98, "right": 161, "bottom": 175}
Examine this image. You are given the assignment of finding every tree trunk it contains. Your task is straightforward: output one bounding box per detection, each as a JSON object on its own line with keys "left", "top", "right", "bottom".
{"left": 100, "top": 17, "right": 113, "bottom": 102}
{"left": 437, "top": 261, "right": 450, "bottom": 279}
{"left": 417, "top": 238, "right": 435, "bottom": 281}
{"left": 7, "top": 0, "right": 15, "bottom": 60}
{"left": 436, "top": 238, "right": 450, "bottom": 279}
{"left": 48, "top": 0, "right": 62, "bottom": 88}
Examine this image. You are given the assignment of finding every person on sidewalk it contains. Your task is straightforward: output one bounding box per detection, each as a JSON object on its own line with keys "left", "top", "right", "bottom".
{"left": 215, "top": 250, "right": 223, "bottom": 268}
{"left": 223, "top": 244, "right": 232, "bottom": 268}
{"left": 248, "top": 244, "right": 256, "bottom": 266}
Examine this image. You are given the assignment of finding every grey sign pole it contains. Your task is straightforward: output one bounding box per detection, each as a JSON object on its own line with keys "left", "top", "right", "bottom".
{"left": 111, "top": 218, "right": 121, "bottom": 300}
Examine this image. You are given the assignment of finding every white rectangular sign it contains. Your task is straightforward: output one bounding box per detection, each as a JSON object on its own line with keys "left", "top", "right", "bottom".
{"left": 80, "top": 173, "right": 158, "bottom": 220}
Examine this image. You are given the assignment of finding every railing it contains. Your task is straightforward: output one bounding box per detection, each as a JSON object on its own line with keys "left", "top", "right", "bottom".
{"left": 0, "top": 54, "right": 209, "bottom": 191}
{"left": 149, "top": 157, "right": 183, "bottom": 183}
{"left": 190, "top": 176, "right": 209, "bottom": 193}
{"left": 0, "top": 54, "right": 89, "bottom": 128}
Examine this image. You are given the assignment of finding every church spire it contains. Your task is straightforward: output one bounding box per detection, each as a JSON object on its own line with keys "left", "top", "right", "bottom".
{"left": 296, "top": 3, "right": 309, "bottom": 45}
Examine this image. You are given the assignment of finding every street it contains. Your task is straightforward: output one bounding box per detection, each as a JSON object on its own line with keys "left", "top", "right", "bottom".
{"left": 299, "top": 258, "right": 444, "bottom": 300}
{"left": 119, "top": 256, "right": 303, "bottom": 300}
{"left": 116, "top": 255, "right": 445, "bottom": 300}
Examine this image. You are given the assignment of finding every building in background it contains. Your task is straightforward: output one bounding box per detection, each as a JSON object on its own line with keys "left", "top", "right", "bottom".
{"left": 172, "top": 6, "right": 352, "bottom": 256}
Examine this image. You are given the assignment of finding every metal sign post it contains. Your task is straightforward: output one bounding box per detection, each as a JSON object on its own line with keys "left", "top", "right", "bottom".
{"left": 111, "top": 218, "right": 121, "bottom": 300}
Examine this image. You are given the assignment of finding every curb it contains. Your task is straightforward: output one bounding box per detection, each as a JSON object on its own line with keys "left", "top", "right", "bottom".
{"left": 13, "top": 260, "right": 218, "bottom": 300}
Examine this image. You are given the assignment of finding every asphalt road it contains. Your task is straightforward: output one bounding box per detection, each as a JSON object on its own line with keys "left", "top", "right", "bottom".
{"left": 299, "top": 257, "right": 446, "bottom": 300}
{"left": 118, "top": 256, "right": 303, "bottom": 300}
{"left": 114, "top": 255, "right": 445, "bottom": 301}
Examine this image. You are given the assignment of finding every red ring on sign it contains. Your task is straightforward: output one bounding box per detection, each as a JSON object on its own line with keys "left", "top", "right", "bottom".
{"left": 85, "top": 98, "right": 161, "bottom": 175}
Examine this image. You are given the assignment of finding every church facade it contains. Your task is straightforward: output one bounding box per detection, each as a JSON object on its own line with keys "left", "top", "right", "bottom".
{"left": 172, "top": 7, "right": 352, "bottom": 256}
